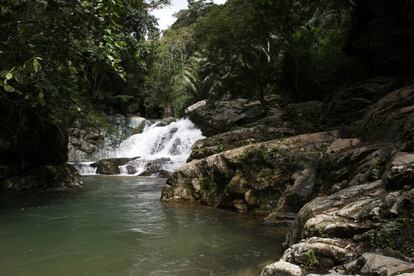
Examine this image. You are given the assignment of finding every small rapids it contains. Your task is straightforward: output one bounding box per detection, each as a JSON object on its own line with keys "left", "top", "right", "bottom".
{"left": 73, "top": 118, "right": 204, "bottom": 176}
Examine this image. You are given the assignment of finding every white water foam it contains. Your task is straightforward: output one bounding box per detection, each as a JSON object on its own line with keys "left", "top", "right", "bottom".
{"left": 74, "top": 118, "right": 204, "bottom": 176}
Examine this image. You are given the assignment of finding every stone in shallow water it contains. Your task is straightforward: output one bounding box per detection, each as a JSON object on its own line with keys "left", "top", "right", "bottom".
{"left": 92, "top": 157, "right": 138, "bottom": 175}
{"left": 260, "top": 260, "right": 302, "bottom": 276}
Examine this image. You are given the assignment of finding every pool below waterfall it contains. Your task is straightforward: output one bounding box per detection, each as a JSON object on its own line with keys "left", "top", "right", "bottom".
{"left": 0, "top": 176, "right": 287, "bottom": 276}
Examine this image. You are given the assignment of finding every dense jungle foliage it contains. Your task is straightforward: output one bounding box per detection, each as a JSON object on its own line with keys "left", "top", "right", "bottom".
{"left": 0, "top": 0, "right": 369, "bottom": 122}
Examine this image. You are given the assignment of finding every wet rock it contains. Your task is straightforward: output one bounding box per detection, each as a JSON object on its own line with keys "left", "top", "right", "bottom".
{"left": 125, "top": 157, "right": 171, "bottom": 177}
{"left": 139, "top": 169, "right": 171, "bottom": 178}
{"left": 157, "top": 117, "right": 176, "bottom": 127}
{"left": 186, "top": 98, "right": 268, "bottom": 136}
{"left": 260, "top": 260, "right": 302, "bottom": 276}
{"left": 126, "top": 116, "right": 150, "bottom": 134}
{"left": 151, "top": 128, "right": 178, "bottom": 154}
{"left": 92, "top": 157, "right": 138, "bottom": 175}
{"left": 1, "top": 164, "right": 82, "bottom": 192}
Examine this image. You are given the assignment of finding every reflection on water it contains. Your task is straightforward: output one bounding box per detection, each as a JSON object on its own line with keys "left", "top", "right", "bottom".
{"left": 0, "top": 176, "right": 286, "bottom": 276}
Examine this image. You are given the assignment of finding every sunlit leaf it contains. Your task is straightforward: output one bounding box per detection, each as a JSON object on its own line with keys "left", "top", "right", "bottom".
{"left": 5, "top": 72, "right": 13, "bottom": 80}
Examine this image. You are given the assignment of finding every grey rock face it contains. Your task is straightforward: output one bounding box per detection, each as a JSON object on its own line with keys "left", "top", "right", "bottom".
{"left": 346, "top": 253, "right": 414, "bottom": 275}
{"left": 161, "top": 131, "right": 338, "bottom": 215}
{"left": 68, "top": 114, "right": 151, "bottom": 161}
{"left": 187, "top": 98, "right": 268, "bottom": 136}
{"left": 189, "top": 126, "right": 296, "bottom": 161}
{"left": 282, "top": 237, "right": 358, "bottom": 270}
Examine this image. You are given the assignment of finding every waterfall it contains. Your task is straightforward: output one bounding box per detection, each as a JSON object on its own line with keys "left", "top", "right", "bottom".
{"left": 73, "top": 118, "right": 204, "bottom": 176}
{"left": 71, "top": 162, "right": 97, "bottom": 175}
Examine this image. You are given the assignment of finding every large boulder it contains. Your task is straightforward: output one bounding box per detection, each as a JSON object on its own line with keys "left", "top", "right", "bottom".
{"left": 126, "top": 116, "right": 151, "bottom": 134}
{"left": 189, "top": 126, "right": 296, "bottom": 161}
{"left": 357, "top": 84, "right": 414, "bottom": 147}
{"left": 92, "top": 157, "right": 138, "bottom": 175}
{"left": 0, "top": 97, "right": 68, "bottom": 182}
{"left": 282, "top": 237, "right": 358, "bottom": 271}
{"left": 161, "top": 131, "right": 338, "bottom": 215}
{"left": 285, "top": 180, "right": 388, "bottom": 247}
{"left": 1, "top": 164, "right": 82, "bottom": 192}
{"left": 346, "top": 253, "right": 414, "bottom": 275}
{"left": 277, "top": 146, "right": 414, "bottom": 273}
{"left": 186, "top": 99, "right": 268, "bottom": 136}
{"left": 326, "top": 76, "right": 404, "bottom": 127}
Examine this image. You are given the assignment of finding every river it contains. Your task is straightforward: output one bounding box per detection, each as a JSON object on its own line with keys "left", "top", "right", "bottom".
{"left": 0, "top": 176, "right": 286, "bottom": 275}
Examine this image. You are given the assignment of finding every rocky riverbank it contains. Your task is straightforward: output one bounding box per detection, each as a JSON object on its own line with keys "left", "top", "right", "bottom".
{"left": 161, "top": 77, "right": 414, "bottom": 274}
{"left": 0, "top": 97, "right": 82, "bottom": 192}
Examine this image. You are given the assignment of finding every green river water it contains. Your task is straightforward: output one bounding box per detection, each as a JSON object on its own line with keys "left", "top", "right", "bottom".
{"left": 0, "top": 176, "right": 286, "bottom": 276}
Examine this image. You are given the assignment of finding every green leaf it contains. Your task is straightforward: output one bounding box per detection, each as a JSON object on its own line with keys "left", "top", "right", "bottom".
{"left": 3, "top": 84, "right": 13, "bottom": 92}
{"left": 5, "top": 72, "right": 13, "bottom": 80}
{"left": 33, "top": 59, "right": 41, "bottom": 73}
{"left": 38, "top": 92, "right": 44, "bottom": 99}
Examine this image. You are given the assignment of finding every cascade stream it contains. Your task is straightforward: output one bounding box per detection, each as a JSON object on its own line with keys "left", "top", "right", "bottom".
{"left": 72, "top": 118, "right": 204, "bottom": 176}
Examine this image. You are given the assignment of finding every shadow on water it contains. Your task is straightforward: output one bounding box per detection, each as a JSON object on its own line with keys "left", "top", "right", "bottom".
{"left": 0, "top": 176, "right": 287, "bottom": 276}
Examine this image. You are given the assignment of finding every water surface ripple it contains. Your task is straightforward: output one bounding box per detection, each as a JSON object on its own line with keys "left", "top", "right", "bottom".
{"left": 0, "top": 176, "right": 286, "bottom": 276}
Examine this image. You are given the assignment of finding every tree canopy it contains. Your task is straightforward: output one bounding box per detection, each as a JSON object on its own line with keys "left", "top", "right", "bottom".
{"left": 1, "top": 0, "right": 370, "bottom": 121}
